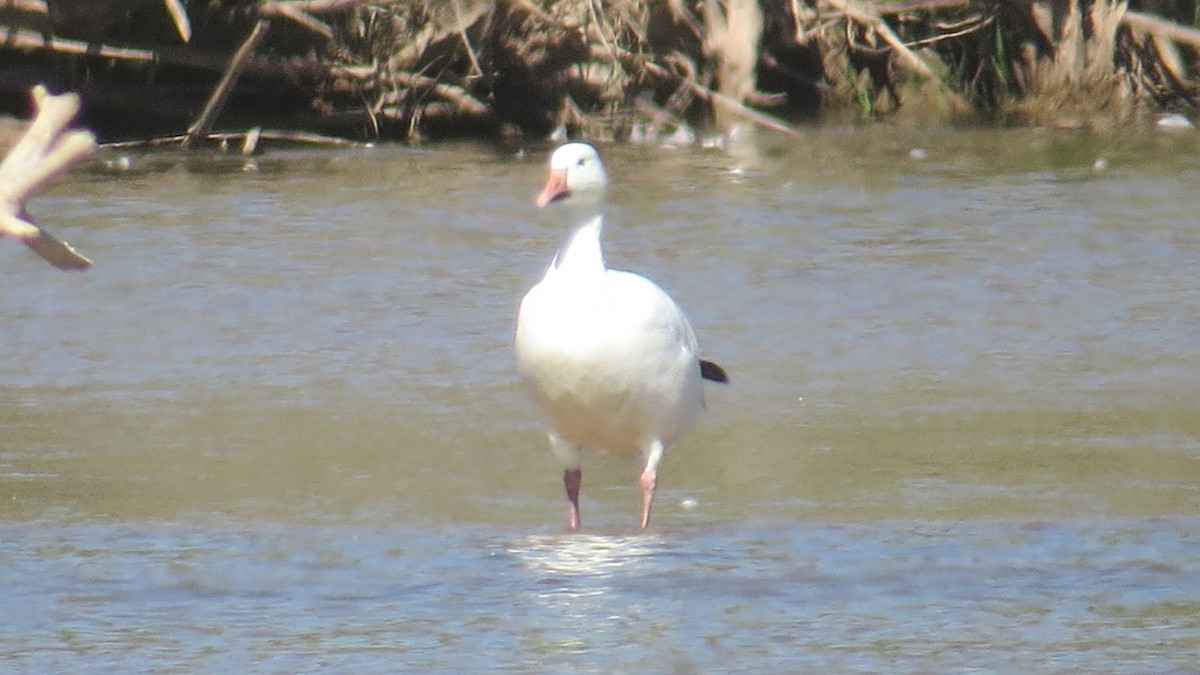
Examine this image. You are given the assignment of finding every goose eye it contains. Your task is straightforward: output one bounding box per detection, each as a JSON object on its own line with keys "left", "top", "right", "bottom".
{"left": 576, "top": 158, "right": 586, "bottom": 167}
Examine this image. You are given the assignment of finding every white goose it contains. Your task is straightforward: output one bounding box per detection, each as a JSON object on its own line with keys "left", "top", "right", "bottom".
{"left": 515, "top": 142, "right": 727, "bottom": 530}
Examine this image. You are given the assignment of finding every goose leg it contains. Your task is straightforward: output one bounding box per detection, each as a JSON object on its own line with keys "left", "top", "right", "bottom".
{"left": 638, "top": 441, "right": 665, "bottom": 529}
{"left": 564, "top": 468, "right": 582, "bottom": 530}
{"left": 638, "top": 470, "right": 657, "bottom": 529}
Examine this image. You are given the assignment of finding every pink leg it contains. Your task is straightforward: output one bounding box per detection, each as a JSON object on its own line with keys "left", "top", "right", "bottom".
{"left": 639, "top": 441, "right": 665, "bottom": 530}
{"left": 564, "top": 469, "right": 582, "bottom": 530}
{"left": 638, "top": 468, "right": 657, "bottom": 529}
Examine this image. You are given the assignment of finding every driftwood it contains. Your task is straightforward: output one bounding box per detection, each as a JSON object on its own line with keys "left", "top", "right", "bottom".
{"left": 183, "top": 19, "right": 271, "bottom": 148}
{"left": 102, "top": 128, "right": 370, "bottom": 150}
{"left": 0, "top": 85, "right": 94, "bottom": 270}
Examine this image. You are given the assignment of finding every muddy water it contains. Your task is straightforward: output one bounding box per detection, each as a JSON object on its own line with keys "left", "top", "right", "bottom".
{"left": 2, "top": 127, "right": 1198, "bottom": 671}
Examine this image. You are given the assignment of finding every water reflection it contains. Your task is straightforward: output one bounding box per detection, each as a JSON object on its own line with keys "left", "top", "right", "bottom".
{"left": 511, "top": 533, "right": 667, "bottom": 579}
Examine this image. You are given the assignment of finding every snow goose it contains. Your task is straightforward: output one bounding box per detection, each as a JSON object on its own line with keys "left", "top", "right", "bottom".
{"left": 515, "top": 142, "right": 727, "bottom": 530}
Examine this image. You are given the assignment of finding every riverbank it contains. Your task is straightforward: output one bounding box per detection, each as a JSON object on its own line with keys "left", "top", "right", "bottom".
{"left": 2, "top": 0, "right": 1199, "bottom": 145}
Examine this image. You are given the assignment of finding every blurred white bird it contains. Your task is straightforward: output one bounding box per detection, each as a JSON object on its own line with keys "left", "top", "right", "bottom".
{"left": 0, "top": 85, "right": 95, "bottom": 270}
{"left": 515, "top": 142, "right": 727, "bottom": 530}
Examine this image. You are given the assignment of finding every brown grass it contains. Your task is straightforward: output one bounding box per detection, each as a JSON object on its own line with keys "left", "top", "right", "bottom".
{"left": 1009, "top": 0, "right": 1138, "bottom": 127}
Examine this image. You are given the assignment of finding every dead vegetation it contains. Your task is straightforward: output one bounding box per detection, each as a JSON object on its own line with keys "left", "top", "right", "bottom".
{"left": 1, "top": 0, "right": 1199, "bottom": 144}
{"left": 1009, "top": 0, "right": 1137, "bottom": 126}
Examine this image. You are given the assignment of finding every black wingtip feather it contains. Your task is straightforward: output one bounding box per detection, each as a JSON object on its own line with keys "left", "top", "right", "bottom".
{"left": 700, "top": 359, "right": 729, "bottom": 384}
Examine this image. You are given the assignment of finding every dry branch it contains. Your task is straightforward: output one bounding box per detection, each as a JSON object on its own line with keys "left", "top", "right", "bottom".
{"left": 705, "top": 0, "right": 763, "bottom": 122}
{"left": 876, "top": 0, "right": 971, "bottom": 14}
{"left": 260, "top": 2, "right": 334, "bottom": 39}
{"left": 183, "top": 19, "right": 271, "bottom": 148}
{"left": 380, "top": 71, "right": 491, "bottom": 117}
{"left": 1123, "top": 9, "right": 1200, "bottom": 50}
{"left": 642, "top": 61, "right": 797, "bottom": 135}
{"left": 163, "top": 0, "right": 191, "bottom": 42}
{"left": 0, "top": 25, "right": 157, "bottom": 61}
{"left": 827, "top": 0, "right": 973, "bottom": 113}
{"left": 101, "top": 129, "right": 369, "bottom": 149}
{"left": 270, "top": 0, "right": 363, "bottom": 12}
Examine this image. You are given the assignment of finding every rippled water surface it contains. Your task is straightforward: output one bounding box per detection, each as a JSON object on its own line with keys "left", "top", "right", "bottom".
{"left": 2, "top": 126, "right": 1199, "bottom": 671}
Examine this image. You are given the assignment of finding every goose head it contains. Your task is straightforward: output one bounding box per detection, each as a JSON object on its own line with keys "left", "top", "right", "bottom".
{"left": 535, "top": 142, "right": 608, "bottom": 209}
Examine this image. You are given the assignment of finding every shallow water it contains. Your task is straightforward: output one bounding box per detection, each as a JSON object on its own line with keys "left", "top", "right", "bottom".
{"left": 2, "top": 126, "right": 1199, "bottom": 671}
